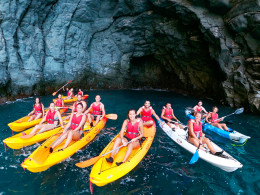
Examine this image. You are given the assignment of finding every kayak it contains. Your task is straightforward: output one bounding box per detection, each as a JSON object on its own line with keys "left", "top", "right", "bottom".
{"left": 53, "top": 95, "right": 88, "bottom": 104}
{"left": 89, "top": 122, "right": 156, "bottom": 186}
{"left": 21, "top": 117, "right": 107, "bottom": 172}
{"left": 158, "top": 120, "right": 243, "bottom": 172}
{"left": 3, "top": 117, "right": 69, "bottom": 149}
{"left": 7, "top": 108, "right": 68, "bottom": 132}
{"left": 185, "top": 109, "right": 250, "bottom": 144}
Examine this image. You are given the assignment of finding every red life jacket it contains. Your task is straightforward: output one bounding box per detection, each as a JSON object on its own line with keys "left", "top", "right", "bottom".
{"left": 164, "top": 107, "right": 173, "bottom": 119}
{"left": 92, "top": 103, "right": 102, "bottom": 116}
{"left": 46, "top": 110, "right": 57, "bottom": 124}
{"left": 78, "top": 91, "right": 83, "bottom": 96}
{"left": 141, "top": 106, "right": 152, "bottom": 121}
{"left": 34, "top": 104, "right": 42, "bottom": 114}
{"left": 210, "top": 112, "right": 219, "bottom": 123}
{"left": 191, "top": 119, "right": 202, "bottom": 137}
{"left": 195, "top": 105, "right": 202, "bottom": 112}
{"left": 71, "top": 114, "right": 83, "bottom": 130}
{"left": 56, "top": 99, "right": 63, "bottom": 107}
{"left": 126, "top": 119, "right": 140, "bottom": 139}
{"left": 67, "top": 91, "right": 71, "bottom": 97}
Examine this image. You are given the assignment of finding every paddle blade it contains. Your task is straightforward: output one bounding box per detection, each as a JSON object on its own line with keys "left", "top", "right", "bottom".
{"left": 20, "top": 133, "right": 35, "bottom": 139}
{"left": 235, "top": 108, "right": 244, "bottom": 114}
{"left": 75, "top": 156, "right": 102, "bottom": 168}
{"left": 68, "top": 80, "right": 73, "bottom": 84}
{"left": 189, "top": 150, "right": 199, "bottom": 164}
{"left": 52, "top": 92, "right": 57, "bottom": 96}
{"left": 106, "top": 114, "right": 118, "bottom": 120}
{"left": 31, "top": 147, "right": 50, "bottom": 164}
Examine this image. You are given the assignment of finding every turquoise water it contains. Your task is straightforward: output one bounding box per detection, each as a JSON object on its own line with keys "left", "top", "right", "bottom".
{"left": 0, "top": 90, "right": 259, "bottom": 194}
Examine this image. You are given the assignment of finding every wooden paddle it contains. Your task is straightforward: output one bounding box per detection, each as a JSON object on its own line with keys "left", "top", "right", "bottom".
{"left": 52, "top": 80, "right": 72, "bottom": 96}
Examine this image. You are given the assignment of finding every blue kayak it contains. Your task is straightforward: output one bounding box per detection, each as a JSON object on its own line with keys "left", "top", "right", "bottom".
{"left": 185, "top": 109, "right": 250, "bottom": 144}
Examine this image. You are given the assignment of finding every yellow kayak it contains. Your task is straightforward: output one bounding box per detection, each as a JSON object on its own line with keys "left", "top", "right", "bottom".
{"left": 53, "top": 94, "right": 88, "bottom": 104}
{"left": 8, "top": 108, "right": 68, "bottom": 132}
{"left": 89, "top": 124, "right": 156, "bottom": 186}
{"left": 3, "top": 117, "right": 69, "bottom": 149}
{"left": 21, "top": 117, "right": 107, "bottom": 173}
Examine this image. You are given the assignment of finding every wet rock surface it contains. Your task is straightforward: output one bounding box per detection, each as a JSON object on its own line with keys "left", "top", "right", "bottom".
{"left": 0, "top": 0, "right": 259, "bottom": 112}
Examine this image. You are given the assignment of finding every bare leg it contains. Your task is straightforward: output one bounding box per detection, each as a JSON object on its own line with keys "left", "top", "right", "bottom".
{"left": 87, "top": 113, "right": 92, "bottom": 124}
{"left": 62, "top": 131, "right": 74, "bottom": 149}
{"left": 38, "top": 124, "right": 56, "bottom": 134}
{"left": 93, "top": 115, "right": 101, "bottom": 126}
{"left": 143, "top": 120, "right": 154, "bottom": 127}
{"left": 122, "top": 141, "right": 140, "bottom": 162}
{"left": 188, "top": 137, "right": 200, "bottom": 147}
{"left": 51, "top": 131, "right": 69, "bottom": 149}
{"left": 28, "top": 115, "right": 36, "bottom": 122}
{"left": 34, "top": 113, "right": 42, "bottom": 120}
{"left": 212, "top": 123, "right": 224, "bottom": 130}
{"left": 29, "top": 124, "right": 45, "bottom": 135}
{"left": 111, "top": 138, "right": 123, "bottom": 157}
{"left": 202, "top": 137, "right": 216, "bottom": 154}
{"left": 220, "top": 123, "right": 229, "bottom": 131}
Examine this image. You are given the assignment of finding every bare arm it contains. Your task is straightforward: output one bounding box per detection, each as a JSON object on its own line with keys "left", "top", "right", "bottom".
{"left": 72, "top": 102, "right": 76, "bottom": 113}
{"left": 205, "top": 113, "right": 211, "bottom": 123}
{"left": 161, "top": 109, "right": 167, "bottom": 120}
{"left": 136, "top": 107, "right": 143, "bottom": 116}
{"left": 42, "top": 104, "right": 45, "bottom": 116}
{"left": 62, "top": 100, "right": 64, "bottom": 108}
{"left": 39, "top": 110, "right": 48, "bottom": 124}
{"left": 84, "top": 103, "right": 93, "bottom": 114}
{"left": 172, "top": 110, "right": 179, "bottom": 122}
{"left": 151, "top": 109, "right": 161, "bottom": 122}
{"left": 101, "top": 104, "right": 106, "bottom": 119}
{"left": 120, "top": 120, "right": 128, "bottom": 140}
{"left": 202, "top": 107, "right": 208, "bottom": 114}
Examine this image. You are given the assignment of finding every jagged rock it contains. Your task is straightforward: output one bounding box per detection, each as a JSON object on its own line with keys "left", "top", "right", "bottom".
{"left": 0, "top": 0, "right": 259, "bottom": 112}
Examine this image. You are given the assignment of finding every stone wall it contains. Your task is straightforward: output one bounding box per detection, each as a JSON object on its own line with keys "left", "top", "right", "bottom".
{"left": 0, "top": 0, "right": 259, "bottom": 112}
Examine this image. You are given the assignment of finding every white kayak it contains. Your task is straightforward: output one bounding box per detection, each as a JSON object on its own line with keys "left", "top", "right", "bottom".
{"left": 158, "top": 121, "right": 243, "bottom": 172}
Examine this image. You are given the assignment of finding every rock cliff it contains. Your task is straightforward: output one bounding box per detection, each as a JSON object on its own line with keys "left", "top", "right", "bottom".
{"left": 0, "top": 0, "right": 259, "bottom": 112}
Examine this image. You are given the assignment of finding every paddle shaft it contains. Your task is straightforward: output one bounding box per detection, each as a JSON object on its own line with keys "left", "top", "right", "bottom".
{"left": 101, "top": 140, "right": 133, "bottom": 157}
{"left": 54, "top": 80, "right": 72, "bottom": 95}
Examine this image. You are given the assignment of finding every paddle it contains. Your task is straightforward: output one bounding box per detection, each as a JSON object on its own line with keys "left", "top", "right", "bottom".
{"left": 75, "top": 140, "right": 133, "bottom": 168}
{"left": 189, "top": 143, "right": 201, "bottom": 164}
{"left": 105, "top": 114, "right": 118, "bottom": 120}
{"left": 212, "top": 108, "right": 244, "bottom": 123}
{"left": 52, "top": 80, "right": 73, "bottom": 96}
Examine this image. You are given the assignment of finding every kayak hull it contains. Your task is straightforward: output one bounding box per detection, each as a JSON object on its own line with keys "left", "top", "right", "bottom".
{"left": 53, "top": 95, "right": 88, "bottom": 104}
{"left": 21, "top": 117, "right": 107, "bottom": 172}
{"left": 90, "top": 122, "right": 156, "bottom": 186}
{"left": 185, "top": 109, "right": 250, "bottom": 144}
{"left": 158, "top": 121, "right": 243, "bottom": 172}
{"left": 8, "top": 108, "right": 68, "bottom": 132}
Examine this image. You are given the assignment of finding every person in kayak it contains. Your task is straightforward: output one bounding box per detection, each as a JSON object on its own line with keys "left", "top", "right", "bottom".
{"left": 26, "top": 102, "right": 64, "bottom": 136}
{"left": 188, "top": 112, "right": 223, "bottom": 155}
{"left": 54, "top": 94, "right": 64, "bottom": 109}
{"left": 64, "top": 88, "right": 74, "bottom": 100}
{"left": 137, "top": 100, "right": 162, "bottom": 127}
{"left": 106, "top": 109, "right": 144, "bottom": 166}
{"left": 50, "top": 103, "right": 86, "bottom": 152}
{"left": 205, "top": 107, "right": 229, "bottom": 131}
{"left": 72, "top": 94, "right": 87, "bottom": 113}
{"left": 193, "top": 101, "right": 208, "bottom": 115}
{"left": 161, "top": 103, "right": 183, "bottom": 129}
{"left": 84, "top": 95, "right": 105, "bottom": 127}
{"left": 28, "top": 97, "right": 45, "bottom": 122}
{"left": 78, "top": 89, "right": 84, "bottom": 96}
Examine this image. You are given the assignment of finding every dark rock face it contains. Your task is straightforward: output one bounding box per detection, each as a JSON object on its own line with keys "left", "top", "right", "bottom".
{"left": 0, "top": 0, "right": 259, "bottom": 112}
